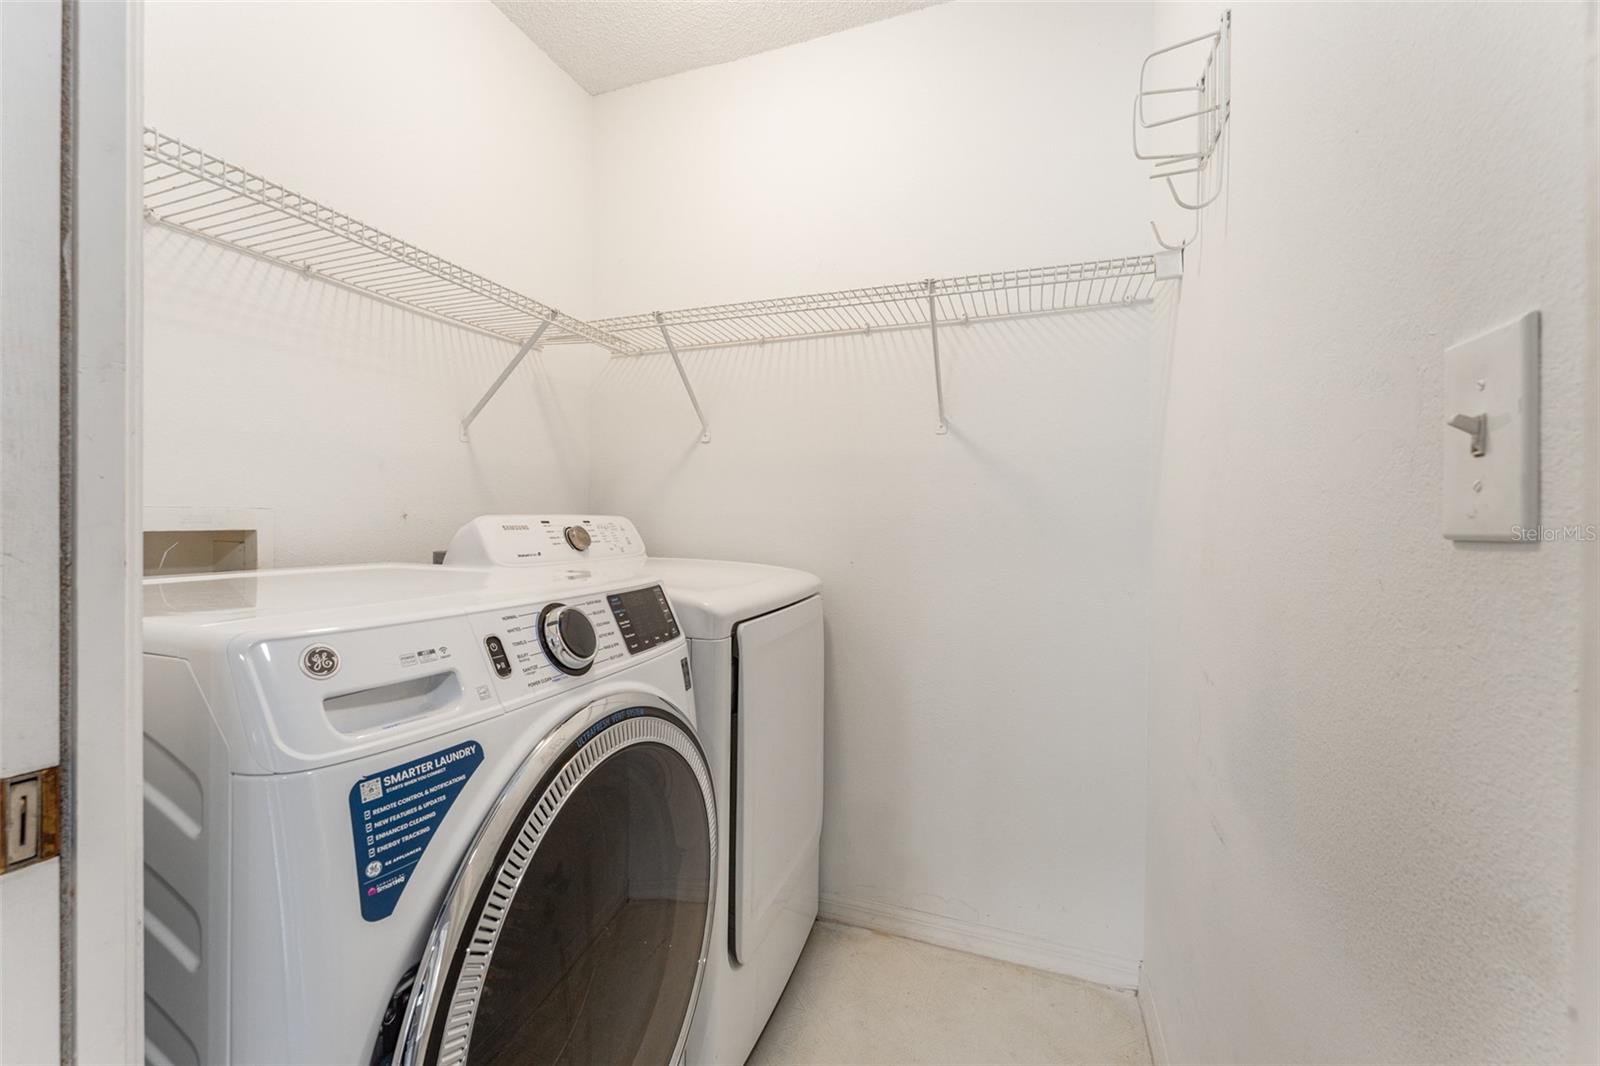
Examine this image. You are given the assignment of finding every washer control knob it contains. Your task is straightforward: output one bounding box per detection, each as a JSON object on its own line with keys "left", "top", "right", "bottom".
{"left": 563, "top": 525, "right": 592, "bottom": 552}
{"left": 540, "top": 603, "right": 597, "bottom": 674}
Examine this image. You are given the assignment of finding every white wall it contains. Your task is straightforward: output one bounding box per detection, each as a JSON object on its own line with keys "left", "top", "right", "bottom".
{"left": 593, "top": 0, "right": 1152, "bottom": 312}
{"left": 143, "top": 1, "right": 599, "bottom": 566}
{"left": 591, "top": 1, "right": 1156, "bottom": 985}
{"left": 138, "top": 6, "right": 1595, "bottom": 1051}
{"left": 1141, "top": 3, "right": 1591, "bottom": 1063}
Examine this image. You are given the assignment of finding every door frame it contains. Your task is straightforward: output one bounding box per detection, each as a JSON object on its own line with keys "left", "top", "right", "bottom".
{"left": 0, "top": 1, "right": 142, "bottom": 1061}
{"left": 1576, "top": 7, "right": 1598, "bottom": 1061}
{"left": 64, "top": 1, "right": 144, "bottom": 1060}
{"left": 0, "top": 1, "right": 70, "bottom": 1054}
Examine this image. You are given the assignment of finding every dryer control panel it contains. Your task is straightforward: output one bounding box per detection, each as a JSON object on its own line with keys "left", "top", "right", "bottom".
{"left": 446, "top": 515, "right": 644, "bottom": 567}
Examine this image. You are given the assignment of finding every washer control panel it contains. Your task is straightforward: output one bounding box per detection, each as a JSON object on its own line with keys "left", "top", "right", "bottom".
{"left": 467, "top": 586, "right": 680, "bottom": 702}
{"left": 606, "top": 585, "right": 680, "bottom": 654}
{"left": 445, "top": 514, "right": 644, "bottom": 567}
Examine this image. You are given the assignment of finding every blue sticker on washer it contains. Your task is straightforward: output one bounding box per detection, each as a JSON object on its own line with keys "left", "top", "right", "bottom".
{"left": 348, "top": 740, "right": 483, "bottom": 922}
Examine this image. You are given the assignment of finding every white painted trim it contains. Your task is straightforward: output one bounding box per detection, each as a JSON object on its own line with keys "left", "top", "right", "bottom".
{"left": 818, "top": 892, "right": 1140, "bottom": 989}
{"left": 0, "top": 863, "right": 62, "bottom": 1065}
{"left": 0, "top": 1, "right": 64, "bottom": 1061}
{"left": 1576, "top": 4, "right": 1600, "bottom": 1061}
{"left": 0, "top": 0, "right": 63, "bottom": 779}
{"left": 66, "top": 1, "right": 143, "bottom": 1061}
{"left": 1137, "top": 962, "right": 1170, "bottom": 1066}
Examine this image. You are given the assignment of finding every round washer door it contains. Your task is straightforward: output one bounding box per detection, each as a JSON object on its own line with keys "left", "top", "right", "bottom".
{"left": 396, "top": 696, "right": 716, "bottom": 1066}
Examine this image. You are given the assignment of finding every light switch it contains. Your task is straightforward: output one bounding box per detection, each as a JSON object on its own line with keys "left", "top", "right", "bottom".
{"left": 1442, "top": 312, "right": 1539, "bottom": 541}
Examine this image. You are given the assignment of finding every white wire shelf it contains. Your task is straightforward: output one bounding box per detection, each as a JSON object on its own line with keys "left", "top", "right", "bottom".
{"left": 573, "top": 257, "right": 1159, "bottom": 355}
{"left": 577, "top": 256, "right": 1162, "bottom": 438}
{"left": 141, "top": 127, "right": 628, "bottom": 352}
{"left": 142, "top": 126, "right": 1168, "bottom": 442}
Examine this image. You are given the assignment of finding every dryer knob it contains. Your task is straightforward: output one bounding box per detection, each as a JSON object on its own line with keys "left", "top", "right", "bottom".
{"left": 541, "top": 604, "right": 597, "bottom": 674}
{"left": 563, "top": 525, "right": 592, "bottom": 551}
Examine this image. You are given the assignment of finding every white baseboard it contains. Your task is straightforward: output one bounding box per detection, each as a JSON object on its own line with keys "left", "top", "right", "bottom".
{"left": 818, "top": 892, "right": 1141, "bottom": 989}
{"left": 1137, "top": 961, "right": 1170, "bottom": 1065}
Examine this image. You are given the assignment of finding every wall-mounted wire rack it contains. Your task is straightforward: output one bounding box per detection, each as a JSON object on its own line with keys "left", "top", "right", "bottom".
{"left": 573, "top": 257, "right": 1162, "bottom": 436}
{"left": 141, "top": 127, "right": 632, "bottom": 438}
{"left": 580, "top": 258, "right": 1158, "bottom": 354}
{"left": 1134, "top": 9, "right": 1231, "bottom": 256}
{"left": 143, "top": 127, "right": 1171, "bottom": 442}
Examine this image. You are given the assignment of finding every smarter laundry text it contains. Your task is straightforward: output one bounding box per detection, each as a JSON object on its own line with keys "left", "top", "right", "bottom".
{"left": 346, "top": 740, "right": 484, "bottom": 922}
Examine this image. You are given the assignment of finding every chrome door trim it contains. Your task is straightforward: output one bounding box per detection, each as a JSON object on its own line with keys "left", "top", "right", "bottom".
{"left": 394, "top": 694, "right": 717, "bottom": 1066}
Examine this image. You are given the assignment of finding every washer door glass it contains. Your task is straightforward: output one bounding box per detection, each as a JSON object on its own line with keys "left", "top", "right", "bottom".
{"left": 400, "top": 704, "right": 715, "bottom": 1066}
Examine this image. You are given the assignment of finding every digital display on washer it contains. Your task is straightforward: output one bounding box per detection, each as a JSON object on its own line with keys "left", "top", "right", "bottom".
{"left": 607, "top": 585, "right": 680, "bottom": 654}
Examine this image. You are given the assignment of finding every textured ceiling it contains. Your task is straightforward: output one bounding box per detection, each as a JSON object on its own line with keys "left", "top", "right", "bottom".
{"left": 494, "top": 1, "right": 941, "bottom": 95}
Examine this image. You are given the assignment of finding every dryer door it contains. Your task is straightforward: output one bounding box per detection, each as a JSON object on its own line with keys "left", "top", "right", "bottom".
{"left": 731, "top": 594, "right": 824, "bottom": 964}
{"left": 396, "top": 696, "right": 716, "bottom": 1066}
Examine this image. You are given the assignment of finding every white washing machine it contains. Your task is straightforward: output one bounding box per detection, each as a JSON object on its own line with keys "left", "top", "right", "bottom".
{"left": 446, "top": 516, "right": 823, "bottom": 1066}
{"left": 142, "top": 562, "right": 716, "bottom": 1066}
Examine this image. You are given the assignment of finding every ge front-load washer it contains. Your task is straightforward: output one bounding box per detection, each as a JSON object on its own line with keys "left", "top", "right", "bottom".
{"left": 445, "top": 516, "right": 823, "bottom": 1066}
{"left": 142, "top": 562, "right": 715, "bottom": 1066}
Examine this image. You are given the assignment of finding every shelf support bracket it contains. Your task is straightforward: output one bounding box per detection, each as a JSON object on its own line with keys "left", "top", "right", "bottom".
{"left": 654, "top": 312, "right": 711, "bottom": 444}
{"left": 459, "top": 315, "right": 552, "bottom": 441}
{"left": 926, "top": 279, "right": 948, "bottom": 435}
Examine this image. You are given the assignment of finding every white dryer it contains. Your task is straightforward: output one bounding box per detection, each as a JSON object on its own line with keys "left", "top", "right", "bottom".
{"left": 446, "top": 517, "right": 824, "bottom": 1066}
{"left": 142, "top": 563, "right": 716, "bottom": 1066}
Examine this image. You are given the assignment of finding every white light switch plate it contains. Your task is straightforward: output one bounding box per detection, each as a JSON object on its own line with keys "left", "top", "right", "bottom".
{"left": 1442, "top": 311, "right": 1539, "bottom": 541}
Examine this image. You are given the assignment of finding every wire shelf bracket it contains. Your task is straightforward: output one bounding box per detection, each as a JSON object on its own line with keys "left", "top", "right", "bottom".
{"left": 926, "top": 279, "right": 948, "bottom": 435}
{"left": 653, "top": 313, "right": 712, "bottom": 444}
{"left": 459, "top": 315, "right": 552, "bottom": 441}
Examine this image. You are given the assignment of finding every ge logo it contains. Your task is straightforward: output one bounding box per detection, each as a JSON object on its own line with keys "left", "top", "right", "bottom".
{"left": 301, "top": 644, "right": 340, "bottom": 679}
{"left": 365, "top": 860, "right": 382, "bottom": 878}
